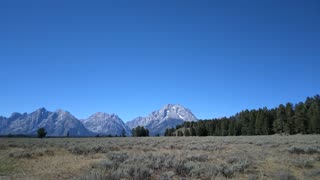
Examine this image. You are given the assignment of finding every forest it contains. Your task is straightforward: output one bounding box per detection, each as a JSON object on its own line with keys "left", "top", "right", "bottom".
{"left": 165, "top": 95, "right": 320, "bottom": 136}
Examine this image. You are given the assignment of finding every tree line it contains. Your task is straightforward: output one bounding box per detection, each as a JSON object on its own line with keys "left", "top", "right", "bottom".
{"left": 165, "top": 95, "right": 320, "bottom": 136}
{"left": 132, "top": 126, "right": 149, "bottom": 137}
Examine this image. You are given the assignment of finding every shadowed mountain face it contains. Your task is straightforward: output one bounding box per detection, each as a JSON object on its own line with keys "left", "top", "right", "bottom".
{"left": 0, "top": 108, "right": 92, "bottom": 136}
{"left": 126, "top": 104, "right": 197, "bottom": 135}
{"left": 82, "top": 112, "right": 131, "bottom": 136}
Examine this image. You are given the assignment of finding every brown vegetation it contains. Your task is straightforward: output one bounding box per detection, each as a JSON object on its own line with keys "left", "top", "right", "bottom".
{"left": 0, "top": 135, "right": 319, "bottom": 179}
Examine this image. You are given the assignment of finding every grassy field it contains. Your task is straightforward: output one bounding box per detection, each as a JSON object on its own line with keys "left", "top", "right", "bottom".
{"left": 0, "top": 135, "right": 320, "bottom": 180}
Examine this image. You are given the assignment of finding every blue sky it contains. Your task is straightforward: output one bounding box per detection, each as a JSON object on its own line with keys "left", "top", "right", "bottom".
{"left": 1, "top": 0, "right": 319, "bottom": 121}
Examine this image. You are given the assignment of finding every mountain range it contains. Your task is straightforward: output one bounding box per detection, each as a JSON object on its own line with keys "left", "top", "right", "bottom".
{"left": 0, "top": 104, "right": 197, "bottom": 136}
{"left": 0, "top": 108, "right": 92, "bottom": 136}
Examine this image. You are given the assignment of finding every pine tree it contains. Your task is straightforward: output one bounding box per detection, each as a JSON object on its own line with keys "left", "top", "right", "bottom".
{"left": 185, "top": 129, "right": 191, "bottom": 136}
{"left": 308, "top": 102, "right": 320, "bottom": 133}
{"left": 121, "top": 129, "right": 126, "bottom": 137}
{"left": 235, "top": 120, "right": 242, "bottom": 136}
{"left": 255, "top": 109, "right": 266, "bottom": 135}
{"left": 240, "top": 110, "right": 250, "bottom": 135}
{"left": 273, "top": 104, "right": 286, "bottom": 134}
{"left": 220, "top": 119, "right": 227, "bottom": 136}
{"left": 196, "top": 121, "right": 208, "bottom": 136}
{"left": 294, "top": 103, "right": 308, "bottom": 134}
{"left": 37, "top": 128, "right": 47, "bottom": 138}
{"left": 248, "top": 110, "right": 256, "bottom": 135}
{"left": 228, "top": 120, "right": 236, "bottom": 136}
{"left": 132, "top": 126, "right": 149, "bottom": 137}
{"left": 164, "top": 128, "right": 169, "bottom": 136}
{"left": 285, "top": 103, "right": 295, "bottom": 134}
{"left": 267, "top": 108, "right": 277, "bottom": 134}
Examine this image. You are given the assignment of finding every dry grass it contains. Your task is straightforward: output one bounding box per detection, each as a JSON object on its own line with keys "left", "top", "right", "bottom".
{"left": 0, "top": 135, "right": 319, "bottom": 179}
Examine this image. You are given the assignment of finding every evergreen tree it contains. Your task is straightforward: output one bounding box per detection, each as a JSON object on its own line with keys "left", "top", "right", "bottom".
{"left": 121, "top": 128, "right": 126, "bottom": 137}
{"left": 273, "top": 104, "right": 286, "bottom": 134}
{"left": 191, "top": 127, "right": 196, "bottom": 136}
{"left": 132, "top": 126, "right": 149, "bottom": 137}
{"left": 248, "top": 110, "right": 256, "bottom": 135}
{"left": 214, "top": 121, "right": 221, "bottom": 136}
{"left": 234, "top": 120, "right": 242, "bottom": 136}
{"left": 37, "top": 128, "right": 47, "bottom": 138}
{"left": 264, "top": 108, "right": 275, "bottom": 135}
{"left": 294, "top": 103, "right": 308, "bottom": 134}
{"left": 228, "top": 119, "right": 236, "bottom": 136}
{"left": 185, "top": 129, "right": 191, "bottom": 136}
{"left": 164, "top": 128, "right": 169, "bottom": 136}
{"left": 285, "top": 103, "right": 295, "bottom": 134}
{"left": 208, "top": 120, "right": 215, "bottom": 136}
{"left": 196, "top": 121, "right": 208, "bottom": 136}
{"left": 308, "top": 102, "right": 320, "bottom": 133}
{"left": 255, "top": 109, "right": 264, "bottom": 135}
{"left": 240, "top": 110, "right": 250, "bottom": 135}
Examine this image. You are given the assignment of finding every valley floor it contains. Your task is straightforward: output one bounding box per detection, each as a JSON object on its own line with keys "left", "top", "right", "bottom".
{"left": 0, "top": 135, "right": 320, "bottom": 180}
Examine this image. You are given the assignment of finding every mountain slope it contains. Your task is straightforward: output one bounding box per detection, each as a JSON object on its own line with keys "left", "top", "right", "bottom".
{"left": 0, "top": 108, "right": 92, "bottom": 136}
{"left": 82, "top": 112, "right": 131, "bottom": 136}
{"left": 126, "top": 104, "right": 197, "bottom": 135}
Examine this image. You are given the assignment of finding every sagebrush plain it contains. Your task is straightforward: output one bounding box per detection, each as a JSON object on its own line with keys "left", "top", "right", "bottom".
{"left": 0, "top": 135, "right": 320, "bottom": 180}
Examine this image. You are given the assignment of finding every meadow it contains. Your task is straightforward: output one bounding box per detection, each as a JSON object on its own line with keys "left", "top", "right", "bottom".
{"left": 0, "top": 135, "right": 320, "bottom": 180}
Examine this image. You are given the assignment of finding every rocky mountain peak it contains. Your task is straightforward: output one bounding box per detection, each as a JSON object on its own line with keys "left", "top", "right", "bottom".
{"left": 82, "top": 112, "right": 131, "bottom": 136}
{"left": 126, "top": 104, "right": 197, "bottom": 135}
{"left": 9, "top": 112, "right": 23, "bottom": 119}
{"left": 90, "top": 112, "right": 120, "bottom": 120}
{"left": 37, "top": 107, "right": 47, "bottom": 112}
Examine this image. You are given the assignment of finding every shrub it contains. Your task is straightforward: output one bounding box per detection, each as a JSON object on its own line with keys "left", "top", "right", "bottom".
{"left": 305, "top": 147, "right": 319, "bottom": 154}
{"left": 187, "top": 154, "right": 208, "bottom": 162}
{"left": 174, "top": 160, "right": 190, "bottom": 175}
{"left": 288, "top": 146, "right": 320, "bottom": 154}
{"left": 304, "top": 169, "right": 320, "bottom": 178}
{"left": 133, "top": 167, "right": 151, "bottom": 180}
{"left": 216, "top": 158, "right": 250, "bottom": 177}
{"left": 272, "top": 170, "right": 296, "bottom": 180}
{"left": 107, "top": 152, "right": 128, "bottom": 162}
{"left": 106, "top": 169, "right": 126, "bottom": 180}
{"left": 288, "top": 147, "right": 305, "bottom": 154}
{"left": 78, "top": 169, "right": 106, "bottom": 180}
{"left": 291, "top": 158, "right": 313, "bottom": 168}
{"left": 9, "top": 151, "right": 32, "bottom": 159}
{"left": 217, "top": 164, "right": 234, "bottom": 177}
{"left": 68, "top": 146, "right": 90, "bottom": 155}
{"left": 160, "top": 171, "right": 175, "bottom": 180}
{"left": 92, "top": 160, "right": 113, "bottom": 170}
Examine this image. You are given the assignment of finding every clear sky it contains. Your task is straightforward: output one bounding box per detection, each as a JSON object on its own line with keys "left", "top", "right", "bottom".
{"left": 1, "top": 0, "right": 319, "bottom": 121}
